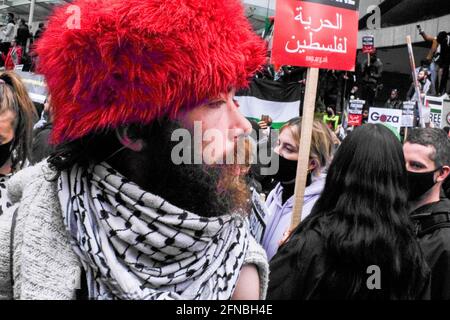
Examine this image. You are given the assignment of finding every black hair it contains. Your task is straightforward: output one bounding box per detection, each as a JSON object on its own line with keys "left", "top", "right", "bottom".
{"left": 7, "top": 13, "right": 14, "bottom": 24}
{"left": 294, "top": 124, "right": 429, "bottom": 299}
{"left": 418, "top": 67, "right": 429, "bottom": 77}
{"left": 443, "top": 127, "right": 450, "bottom": 135}
{"left": 437, "top": 31, "right": 448, "bottom": 44}
{"left": 406, "top": 128, "right": 450, "bottom": 168}
{"left": 48, "top": 118, "right": 180, "bottom": 172}
{"left": 48, "top": 130, "right": 119, "bottom": 173}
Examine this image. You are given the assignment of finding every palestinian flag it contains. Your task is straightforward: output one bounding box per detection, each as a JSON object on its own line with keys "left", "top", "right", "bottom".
{"left": 425, "top": 95, "right": 444, "bottom": 128}
{"left": 235, "top": 78, "right": 302, "bottom": 129}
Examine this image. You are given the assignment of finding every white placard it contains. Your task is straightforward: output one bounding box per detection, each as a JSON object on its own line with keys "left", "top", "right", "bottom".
{"left": 369, "top": 107, "right": 403, "bottom": 132}
{"left": 402, "top": 101, "right": 415, "bottom": 128}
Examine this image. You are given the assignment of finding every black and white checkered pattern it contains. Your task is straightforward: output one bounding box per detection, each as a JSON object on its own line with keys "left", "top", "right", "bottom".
{"left": 0, "top": 174, "right": 14, "bottom": 217}
{"left": 58, "top": 162, "right": 249, "bottom": 300}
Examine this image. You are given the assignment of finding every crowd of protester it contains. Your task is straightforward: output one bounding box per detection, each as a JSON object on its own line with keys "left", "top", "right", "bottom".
{"left": 0, "top": 13, "right": 44, "bottom": 71}
{"left": 258, "top": 27, "right": 450, "bottom": 121}
{"left": 0, "top": 0, "right": 449, "bottom": 301}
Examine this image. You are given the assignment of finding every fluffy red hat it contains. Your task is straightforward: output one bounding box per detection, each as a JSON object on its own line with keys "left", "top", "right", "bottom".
{"left": 36, "top": 0, "right": 266, "bottom": 144}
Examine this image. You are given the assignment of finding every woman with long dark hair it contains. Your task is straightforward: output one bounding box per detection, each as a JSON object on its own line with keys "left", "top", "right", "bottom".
{"left": 268, "top": 124, "right": 430, "bottom": 299}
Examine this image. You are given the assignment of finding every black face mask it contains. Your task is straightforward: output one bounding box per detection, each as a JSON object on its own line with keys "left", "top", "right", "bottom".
{"left": 274, "top": 153, "right": 298, "bottom": 184}
{"left": 0, "top": 139, "right": 13, "bottom": 168}
{"left": 407, "top": 168, "right": 441, "bottom": 201}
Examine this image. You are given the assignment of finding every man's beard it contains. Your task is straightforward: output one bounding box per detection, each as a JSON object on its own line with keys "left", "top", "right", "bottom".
{"left": 122, "top": 119, "right": 251, "bottom": 218}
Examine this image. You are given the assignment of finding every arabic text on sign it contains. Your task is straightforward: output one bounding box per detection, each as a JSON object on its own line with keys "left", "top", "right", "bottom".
{"left": 286, "top": 6, "right": 347, "bottom": 55}
{"left": 295, "top": 7, "right": 343, "bottom": 32}
{"left": 285, "top": 34, "right": 348, "bottom": 54}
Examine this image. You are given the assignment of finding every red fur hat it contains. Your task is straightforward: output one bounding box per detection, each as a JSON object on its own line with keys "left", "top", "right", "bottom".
{"left": 36, "top": 0, "right": 266, "bottom": 144}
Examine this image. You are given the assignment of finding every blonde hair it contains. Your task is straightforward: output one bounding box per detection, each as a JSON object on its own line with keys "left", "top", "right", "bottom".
{"left": 280, "top": 117, "right": 333, "bottom": 173}
{"left": 0, "top": 71, "right": 38, "bottom": 170}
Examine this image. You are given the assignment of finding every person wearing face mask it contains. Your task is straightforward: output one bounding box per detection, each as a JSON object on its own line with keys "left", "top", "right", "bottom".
{"left": 268, "top": 124, "right": 430, "bottom": 300}
{"left": 0, "top": 71, "right": 37, "bottom": 299}
{"left": 0, "top": 72, "right": 36, "bottom": 211}
{"left": 261, "top": 118, "right": 333, "bottom": 261}
{"left": 404, "top": 128, "right": 450, "bottom": 299}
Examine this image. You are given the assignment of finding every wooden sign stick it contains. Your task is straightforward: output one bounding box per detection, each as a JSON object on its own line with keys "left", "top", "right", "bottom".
{"left": 290, "top": 67, "right": 320, "bottom": 230}
{"left": 406, "top": 35, "right": 426, "bottom": 128}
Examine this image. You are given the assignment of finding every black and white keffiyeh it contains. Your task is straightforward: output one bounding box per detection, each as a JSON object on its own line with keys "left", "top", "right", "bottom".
{"left": 58, "top": 162, "right": 250, "bottom": 300}
{"left": 0, "top": 174, "right": 14, "bottom": 216}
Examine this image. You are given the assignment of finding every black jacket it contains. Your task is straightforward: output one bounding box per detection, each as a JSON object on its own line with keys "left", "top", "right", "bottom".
{"left": 16, "top": 25, "right": 31, "bottom": 47}
{"left": 436, "top": 35, "right": 450, "bottom": 68}
{"left": 267, "top": 228, "right": 327, "bottom": 299}
{"left": 384, "top": 98, "right": 403, "bottom": 109}
{"left": 31, "top": 122, "right": 54, "bottom": 165}
{"left": 411, "top": 193, "right": 450, "bottom": 300}
{"left": 34, "top": 28, "right": 44, "bottom": 41}
{"left": 268, "top": 222, "right": 430, "bottom": 300}
{"left": 444, "top": 177, "right": 450, "bottom": 199}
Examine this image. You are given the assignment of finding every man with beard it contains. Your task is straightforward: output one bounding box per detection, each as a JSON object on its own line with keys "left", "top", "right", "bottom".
{"left": 407, "top": 68, "right": 432, "bottom": 102}
{"left": 404, "top": 128, "right": 450, "bottom": 299}
{"left": 0, "top": 0, "right": 269, "bottom": 300}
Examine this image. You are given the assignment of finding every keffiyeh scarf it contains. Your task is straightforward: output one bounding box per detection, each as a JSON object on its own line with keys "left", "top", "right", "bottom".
{"left": 58, "top": 162, "right": 249, "bottom": 300}
{"left": 0, "top": 174, "right": 14, "bottom": 216}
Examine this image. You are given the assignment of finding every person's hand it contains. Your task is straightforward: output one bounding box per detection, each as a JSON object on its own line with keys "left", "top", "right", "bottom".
{"left": 278, "top": 229, "right": 293, "bottom": 247}
{"left": 258, "top": 116, "right": 273, "bottom": 130}
{"left": 258, "top": 121, "right": 269, "bottom": 130}
{"left": 335, "top": 125, "right": 341, "bottom": 135}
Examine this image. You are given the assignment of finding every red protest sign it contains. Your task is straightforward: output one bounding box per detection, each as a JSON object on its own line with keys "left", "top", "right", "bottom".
{"left": 272, "top": 0, "right": 359, "bottom": 71}
{"left": 362, "top": 35, "right": 375, "bottom": 54}
{"left": 348, "top": 113, "right": 362, "bottom": 126}
{"left": 347, "top": 99, "right": 365, "bottom": 126}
